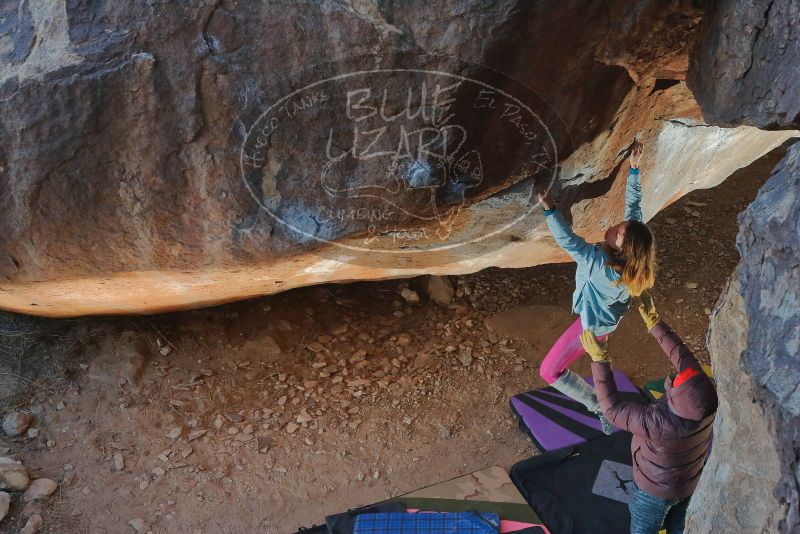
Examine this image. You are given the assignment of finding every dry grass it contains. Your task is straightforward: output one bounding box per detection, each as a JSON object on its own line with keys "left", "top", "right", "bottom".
{"left": 0, "top": 312, "right": 100, "bottom": 534}
{"left": 0, "top": 312, "right": 98, "bottom": 408}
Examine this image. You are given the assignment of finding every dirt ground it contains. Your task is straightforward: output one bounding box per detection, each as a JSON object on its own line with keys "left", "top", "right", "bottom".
{"left": 0, "top": 143, "right": 789, "bottom": 534}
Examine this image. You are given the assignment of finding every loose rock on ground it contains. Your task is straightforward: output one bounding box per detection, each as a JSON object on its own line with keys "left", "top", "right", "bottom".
{"left": 3, "top": 412, "right": 32, "bottom": 438}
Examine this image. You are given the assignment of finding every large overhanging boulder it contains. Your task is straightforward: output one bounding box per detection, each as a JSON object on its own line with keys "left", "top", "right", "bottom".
{"left": 684, "top": 1, "right": 800, "bottom": 531}
{"left": 0, "top": 0, "right": 795, "bottom": 316}
{"left": 686, "top": 142, "right": 800, "bottom": 534}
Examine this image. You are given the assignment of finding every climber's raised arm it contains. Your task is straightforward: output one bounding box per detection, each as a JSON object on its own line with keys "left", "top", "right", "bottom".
{"left": 581, "top": 330, "right": 655, "bottom": 437}
{"left": 625, "top": 141, "right": 643, "bottom": 222}
{"left": 638, "top": 293, "right": 707, "bottom": 376}
{"left": 537, "top": 190, "right": 603, "bottom": 266}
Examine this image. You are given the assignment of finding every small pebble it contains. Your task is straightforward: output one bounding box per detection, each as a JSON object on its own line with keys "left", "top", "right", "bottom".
{"left": 114, "top": 453, "right": 124, "bottom": 471}
{"left": 3, "top": 411, "right": 32, "bottom": 437}
{"left": 21, "top": 513, "right": 43, "bottom": 534}
{"left": 128, "top": 517, "right": 146, "bottom": 533}
{"left": 0, "top": 491, "right": 10, "bottom": 522}
{"left": 23, "top": 479, "right": 57, "bottom": 502}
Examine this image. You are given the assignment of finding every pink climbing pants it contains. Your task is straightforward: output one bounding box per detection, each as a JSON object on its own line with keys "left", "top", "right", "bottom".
{"left": 539, "top": 317, "right": 609, "bottom": 384}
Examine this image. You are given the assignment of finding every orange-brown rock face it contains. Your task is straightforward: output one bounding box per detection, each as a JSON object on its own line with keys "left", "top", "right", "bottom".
{"left": 0, "top": 1, "right": 795, "bottom": 316}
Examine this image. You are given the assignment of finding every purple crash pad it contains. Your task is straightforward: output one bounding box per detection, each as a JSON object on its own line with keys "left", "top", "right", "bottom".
{"left": 509, "top": 370, "right": 646, "bottom": 452}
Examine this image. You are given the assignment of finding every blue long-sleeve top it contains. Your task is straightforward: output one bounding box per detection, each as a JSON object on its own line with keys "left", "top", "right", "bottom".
{"left": 544, "top": 168, "right": 643, "bottom": 335}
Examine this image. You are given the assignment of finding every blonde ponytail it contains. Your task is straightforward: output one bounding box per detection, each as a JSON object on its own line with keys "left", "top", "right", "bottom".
{"left": 605, "top": 220, "right": 656, "bottom": 297}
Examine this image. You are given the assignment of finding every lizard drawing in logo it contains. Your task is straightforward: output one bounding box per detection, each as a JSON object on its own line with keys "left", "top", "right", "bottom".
{"left": 612, "top": 469, "right": 634, "bottom": 495}
{"left": 320, "top": 121, "right": 484, "bottom": 242}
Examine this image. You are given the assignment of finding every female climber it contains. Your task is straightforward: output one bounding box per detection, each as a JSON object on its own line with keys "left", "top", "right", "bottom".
{"left": 535, "top": 140, "right": 655, "bottom": 433}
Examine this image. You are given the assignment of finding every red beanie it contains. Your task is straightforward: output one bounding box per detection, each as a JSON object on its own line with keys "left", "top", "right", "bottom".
{"left": 673, "top": 367, "right": 700, "bottom": 388}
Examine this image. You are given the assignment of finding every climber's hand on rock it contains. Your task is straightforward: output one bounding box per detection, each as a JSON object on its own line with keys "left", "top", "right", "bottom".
{"left": 630, "top": 140, "right": 643, "bottom": 169}
{"left": 638, "top": 291, "right": 660, "bottom": 330}
{"left": 580, "top": 330, "right": 610, "bottom": 363}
